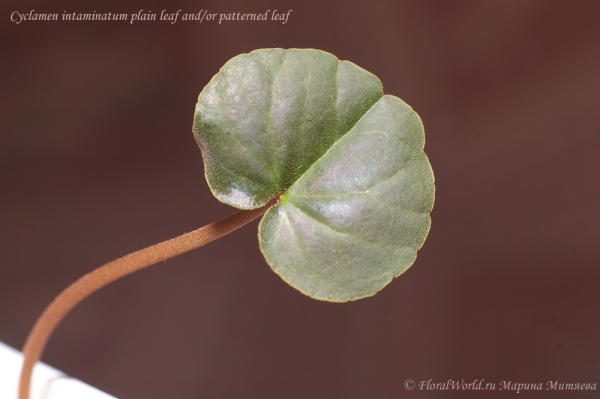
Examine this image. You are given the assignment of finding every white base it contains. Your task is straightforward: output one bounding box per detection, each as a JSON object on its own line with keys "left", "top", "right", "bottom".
{"left": 0, "top": 342, "right": 117, "bottom": 399}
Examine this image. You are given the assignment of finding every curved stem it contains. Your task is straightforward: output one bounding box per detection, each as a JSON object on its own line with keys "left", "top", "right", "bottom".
{"left": 19, "top": 201, "right": 275, "bottom": 399}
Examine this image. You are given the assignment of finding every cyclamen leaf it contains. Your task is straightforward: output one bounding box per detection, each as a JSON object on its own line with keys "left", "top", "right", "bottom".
{"left": 193, "top": 49, "right": 434, "bottom": 301}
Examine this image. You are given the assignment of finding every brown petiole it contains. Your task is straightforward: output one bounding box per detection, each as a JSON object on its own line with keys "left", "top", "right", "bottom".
{"left": 18, "top": 198, "right": 277, "bottom": 399}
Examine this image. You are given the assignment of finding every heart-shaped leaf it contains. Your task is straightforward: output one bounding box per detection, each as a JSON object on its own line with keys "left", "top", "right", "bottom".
{"left": 193, "top": 49, "right": 434, "bottom": 301}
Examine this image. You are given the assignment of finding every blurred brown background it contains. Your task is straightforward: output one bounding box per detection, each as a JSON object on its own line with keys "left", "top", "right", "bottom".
{"left": 1, "top": 0, "right": 599, "bottom": 398}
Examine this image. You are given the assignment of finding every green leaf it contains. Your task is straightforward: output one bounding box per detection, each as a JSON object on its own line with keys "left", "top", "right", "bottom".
{"left": 193, "top": 49, "right": 434, "bottom": 302}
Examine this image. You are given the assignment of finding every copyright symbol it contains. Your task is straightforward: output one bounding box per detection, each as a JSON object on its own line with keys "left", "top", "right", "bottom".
{"left": 404, "top": 379, "right": 415, "bottom": 390}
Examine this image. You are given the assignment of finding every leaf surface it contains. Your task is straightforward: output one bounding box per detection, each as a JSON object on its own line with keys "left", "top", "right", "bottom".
{"left": 193, "top": 49, "right": 434, "bottom": 301}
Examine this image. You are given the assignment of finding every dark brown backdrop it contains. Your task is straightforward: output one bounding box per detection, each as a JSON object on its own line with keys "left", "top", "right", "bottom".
{"left": 1, "top": 1, "right": 599, "bottom": 398}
